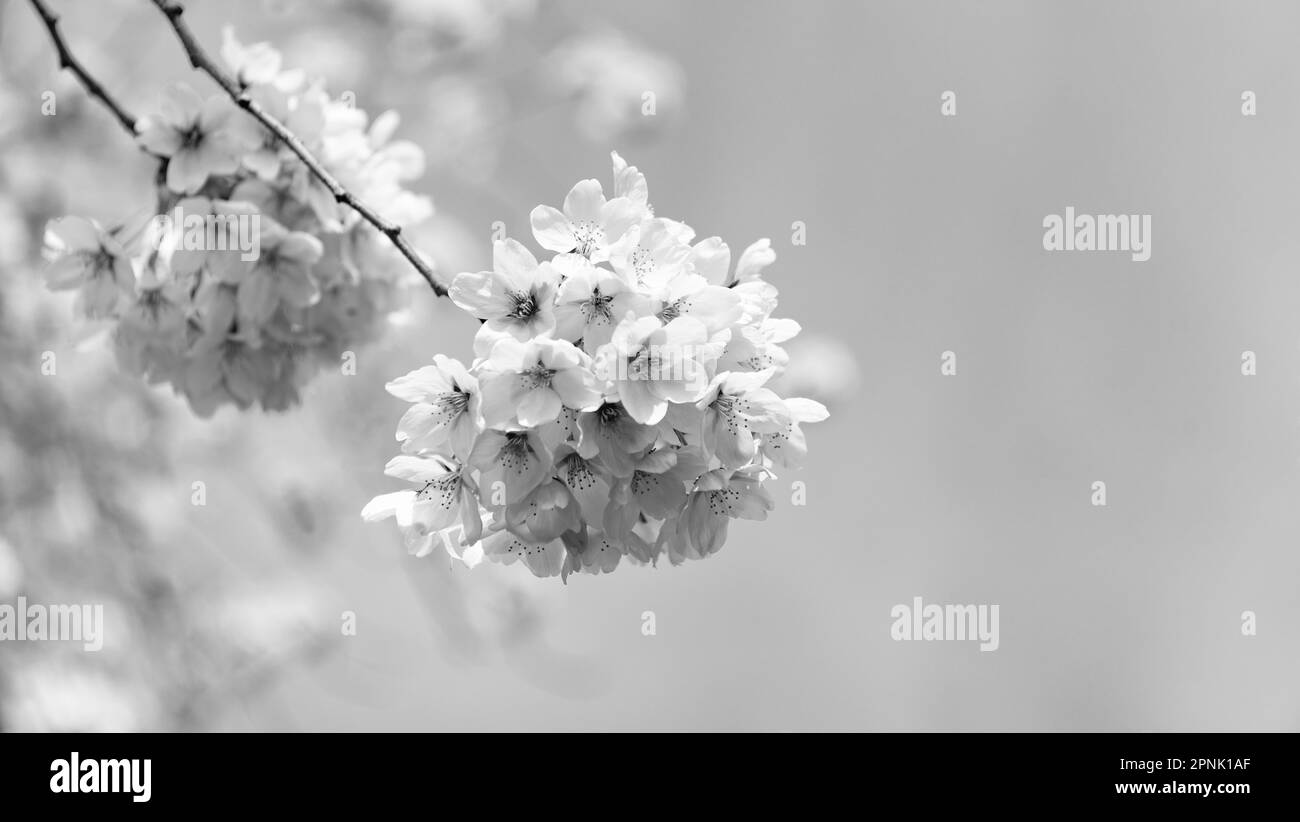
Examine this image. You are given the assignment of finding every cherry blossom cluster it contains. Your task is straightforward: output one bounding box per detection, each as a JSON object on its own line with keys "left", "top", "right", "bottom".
{"left": 363, "top": 153, "right": 827, "bottom": 580}
{"left": 41, "top": 30, "right": 432, "bottom": 415}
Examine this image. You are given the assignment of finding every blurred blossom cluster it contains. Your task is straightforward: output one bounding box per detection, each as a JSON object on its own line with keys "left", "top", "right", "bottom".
{"left": 0, "top": 268, "right": 336, "bottom": 730}
{"left": 420, "top": 76, "right": 509, "bottom": 183}
{"left": 364, "top": 154, "right": 827, "bottom": 579}
{"left": 383, "top": 0, "right": 537, "bottom": 57}
{"left": 550, "top": 32, "right": 684, "bottom": 143}
{"left": 0, "top": 536, "right": 20, "bottom": 600}
{"left": 772, "top": 334, "right": 862, "bottom": 406}
{"left": 3, "top": 663, "right": 153, "bottom": 733}
{"left": 360, "top": 1, "right": 684, "bottom": 184}
{"left": 41, "top": 29, "right": 433, "bottom": 416}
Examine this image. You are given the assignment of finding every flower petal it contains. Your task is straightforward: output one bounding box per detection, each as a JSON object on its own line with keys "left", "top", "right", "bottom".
{"left": 562, "top": 179, "right": 606, "bottom": 224}
{"left": 529, "top": 205, "right": 575, "bottom": 253}
{"left": 516, "top": 387, "right": 562, "bottom": 427}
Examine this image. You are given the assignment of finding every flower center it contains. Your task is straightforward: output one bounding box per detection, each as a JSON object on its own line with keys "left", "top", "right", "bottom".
{"left": 521, "top": 364, "right": 556, "bottom": 390}
{"left": 583, "top": 287, "right": 614, "bottom": 321}
{"left": 499, "top": 432, "right": 534, "bottom": 468}
{"left": 560, "top": 453, "right": 597, "bottom": 491}
{"left": 572, "top": 220, "right": 603, "bottom": 257}
{"left": 417, "top": 473, "right": 460, "bottom": 504}
{"left": 598, "top": 403, "right": 624, "bottom": 426}
{"left": 181, "top": 124, "right": 204, "bottom": 149}
{"left": 508, "top": 290, "right": 538, "bottom": 320}
{"left": 631, "top": 470, "right": 656, "bottom": 495}
{"left": 79, "top": 247, "right": 117, "bottom": 279}
{"left": 626, "top": 351, "right": 653, "bottom": 381}
{"left": 658, "top": 299, "right": 683, "bottom": 323}
{"left": 137, "top": 287, "right": 172, "bottom": 322}
{"left": 631, "top": 247, "right": 653, "bottom": 280}
{"left": 706, "top": 487, "right": 744, "bottom": 515}
{"left": 431, "top": 391, "right": 468, "bottom": 422}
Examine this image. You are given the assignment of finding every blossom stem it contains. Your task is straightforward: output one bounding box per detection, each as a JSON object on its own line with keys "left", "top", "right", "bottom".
{"left": 27, "top": 0, "right": 141, "bottom": 137}
{"left": 148, "top": 0, "right": 448, "bottom": 297}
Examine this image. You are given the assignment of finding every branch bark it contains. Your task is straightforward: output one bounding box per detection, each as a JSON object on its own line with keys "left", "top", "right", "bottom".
{"left": 28, "top": 0, "right": 140, "bottom": 136}
{"left": 30, "top": 0, "right": 447, "bottom": 297}
{"left": 148, "top": 0, "right": 446, "bottom": 296}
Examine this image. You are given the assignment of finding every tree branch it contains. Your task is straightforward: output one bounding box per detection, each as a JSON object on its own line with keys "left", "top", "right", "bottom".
{"left": 28, "top": 0, "right": 140, "bottom": 137}
{"left": 148, "top": 0, "right": 447, "bottom": 296}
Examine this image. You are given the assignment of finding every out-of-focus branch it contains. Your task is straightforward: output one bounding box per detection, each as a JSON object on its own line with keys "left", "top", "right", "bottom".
{"left": 149, "top": 0, "right": 447, "bottom": 297}
{"left": 28, "top": 0, "right": 140, "bottom": 137}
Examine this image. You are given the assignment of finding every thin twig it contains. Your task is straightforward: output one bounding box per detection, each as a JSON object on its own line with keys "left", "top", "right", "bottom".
{"left": 28, "top": 0, "right": 139, "bottom": 136}
{"left": 148, "top": 0, "right": 446, "bottom": 296}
